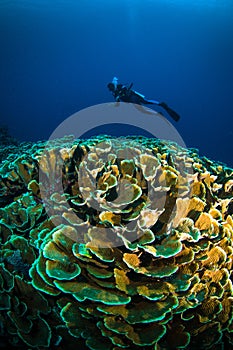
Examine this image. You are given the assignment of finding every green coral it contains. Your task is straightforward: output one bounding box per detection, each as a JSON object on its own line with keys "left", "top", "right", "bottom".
{"left": 0, "top": 135, "right": 232, "bottom": 349}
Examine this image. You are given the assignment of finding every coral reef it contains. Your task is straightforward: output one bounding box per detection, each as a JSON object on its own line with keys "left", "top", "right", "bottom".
{"left": 0, "top": 135, "right": 232, "bottom": 349}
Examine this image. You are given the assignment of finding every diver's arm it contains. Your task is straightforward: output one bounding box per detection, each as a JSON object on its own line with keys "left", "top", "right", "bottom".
{"left": 111, "top": 90, "right": 120, "bottom": 101}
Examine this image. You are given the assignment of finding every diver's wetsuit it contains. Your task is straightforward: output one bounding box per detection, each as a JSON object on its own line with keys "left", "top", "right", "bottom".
{"left": 107, "top": 79, "right": 180, "bottom": 122}
{"left": 109, "top": 83, "right": 158, "bottom": 105}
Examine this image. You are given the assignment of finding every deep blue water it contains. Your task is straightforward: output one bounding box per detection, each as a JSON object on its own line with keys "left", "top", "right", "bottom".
{"left": 0, "top": 0, "right": 233, "bottom": 167}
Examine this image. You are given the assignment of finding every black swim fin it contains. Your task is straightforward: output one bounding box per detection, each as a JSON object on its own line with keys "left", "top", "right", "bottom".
{"left": 159, "top": 102, "right": 180, "bottom": 122}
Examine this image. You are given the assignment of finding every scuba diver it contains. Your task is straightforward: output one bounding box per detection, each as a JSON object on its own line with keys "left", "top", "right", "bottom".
{"left": 107, "top": 77, "right": 180, "bottom": 122}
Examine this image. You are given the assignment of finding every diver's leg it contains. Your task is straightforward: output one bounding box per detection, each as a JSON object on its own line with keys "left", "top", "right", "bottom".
{"left": 143, "top": 99, "right": 160, "bottom": 105}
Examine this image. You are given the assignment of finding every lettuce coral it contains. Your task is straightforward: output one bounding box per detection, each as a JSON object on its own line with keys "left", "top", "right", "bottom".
{"left": 0, "top": 135, "right": 232, "bottom": 349}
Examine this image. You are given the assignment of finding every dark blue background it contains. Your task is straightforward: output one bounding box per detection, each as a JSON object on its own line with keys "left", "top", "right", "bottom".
{"left": 0, "top": 0, "right": 233, "bottom": 167}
